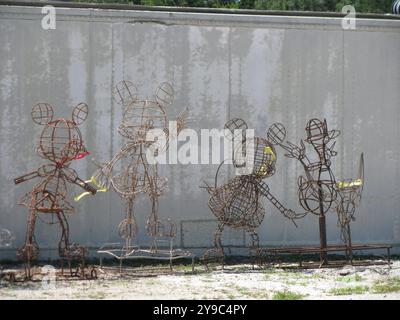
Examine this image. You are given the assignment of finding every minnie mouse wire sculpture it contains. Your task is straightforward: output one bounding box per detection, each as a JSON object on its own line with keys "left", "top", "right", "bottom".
{"left": 201, "top": 118, "right": 305, "bottom": 267}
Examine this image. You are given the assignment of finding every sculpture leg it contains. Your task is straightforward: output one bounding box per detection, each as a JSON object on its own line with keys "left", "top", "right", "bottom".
{"left": 346, "top": 224, "right": 353, "bottom": 264}
{"left": 118, "top": 197, "right": 138, "bottom": 253}
{"left": 214, "top": 223, "right": 224, "bottom": 253}
{"left": 249, "top": 230, "right": 260, "bottom": 267}
{"left": 56, "top": 212, "right": 70, "bottom": 275}
{"left": 147, "top": 195, "right": 160, "bottom": 252}
{"left": 57, "top": 212, "right": 69, "bottom": 256}
{"left": 126, "top": 198, "right": 134, "bottom": 250}
{"left": 18, "top": 209, "right": 38, "bottom": 280}
{"left": 201, "top": 223, "right": 225, "bottom": 271}
{"left": 214, "top": 223, "right": 225, "bottom": 268}
{"left": 249, "top": 230, "right": 260, "bottom": 250}
{"left": 318, "top": 183, "right": 328, "bottom": 265}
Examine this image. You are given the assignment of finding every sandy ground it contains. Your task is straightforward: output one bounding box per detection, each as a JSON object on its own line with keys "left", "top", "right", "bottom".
{"left": 1, "top": 260, "right": 400, "bottom": 300}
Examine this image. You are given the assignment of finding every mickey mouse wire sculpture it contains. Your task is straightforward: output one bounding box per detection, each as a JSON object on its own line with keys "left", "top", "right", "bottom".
{"left": 14, "top": 103, "right": 97, "bottom": 279}
{"left": 86, "top": 80, "right": 189, "bottom": 261}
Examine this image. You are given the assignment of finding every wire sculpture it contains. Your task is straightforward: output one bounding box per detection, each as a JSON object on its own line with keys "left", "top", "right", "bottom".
{"left": 90, "top": 80, "right": 189, "bottom": 259}
{"left": 271, "top": 118, "right": 366, "bottom": 264}
{"left": 201, "top": 118, "right": 305, "bottom": 267}
{"left": 14, "top": 103, "right": 97, "bottom": 279}
{"left": 335, "top": 153, "right": 364, "bottom": 259}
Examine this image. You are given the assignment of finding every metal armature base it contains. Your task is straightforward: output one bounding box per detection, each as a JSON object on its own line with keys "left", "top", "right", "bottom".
{"left": 1, "top": 262, "right": 98, "bottom": 283}
{"left": 254, "top": 243, "right": 392, "bottom": 269}
{"left": 97, "top": 241, "right": 196, "bottom": 274}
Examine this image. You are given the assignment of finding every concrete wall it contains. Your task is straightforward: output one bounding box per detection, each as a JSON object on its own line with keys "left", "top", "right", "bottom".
{"left": 1, "top": 4, "right": 400, "bottom": 258}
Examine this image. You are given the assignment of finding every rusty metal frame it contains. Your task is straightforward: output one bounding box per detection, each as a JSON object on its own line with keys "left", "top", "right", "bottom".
{"left": 269, "top": 119, "right": 367, "bottom": 266}
{"left": 92, "top": 80, "right": 193, "bottom": 270}
{"left": 13, "top": 103, "right": 97, "bottom": 280}
{"left": 201, "top": 118, "right": 306, "bottom": 268}
{"left": 271, "top": 119, "right": 340, "bottom": 264}
{"left": 335, "top": 153, "right": 364, "bottom": 260}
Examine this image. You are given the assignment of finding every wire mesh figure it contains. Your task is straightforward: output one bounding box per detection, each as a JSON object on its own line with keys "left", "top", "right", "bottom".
{"left": 92, "top": 80, "right": 188, "bottom": 253}
{"left": 14, "top": 103, "right": 97, "bottom": 279}
{"left": 335, "top": 153, "right": 364, "bottom": 260}
{"left": 202, "top": 118, "right": 305, "bottom": 267}
{"left": 269, "top": 119, "right": 340, "bottom": 264}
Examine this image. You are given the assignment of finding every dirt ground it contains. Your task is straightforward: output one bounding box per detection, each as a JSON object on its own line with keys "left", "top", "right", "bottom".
{"left": 1, "top": 260, "right": 400, "bottom": 300}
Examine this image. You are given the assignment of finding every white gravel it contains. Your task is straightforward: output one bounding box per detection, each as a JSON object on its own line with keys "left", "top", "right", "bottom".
{"left": 1, "top": 260, "right": 400, "bottom": 300}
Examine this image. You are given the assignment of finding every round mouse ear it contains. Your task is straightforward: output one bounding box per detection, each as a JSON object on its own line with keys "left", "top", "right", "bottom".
{"left": 224, "top": 118, "right": 248, "bottom": 141}
{"left": 31, "top": 103, "right": 54, "bottom": 125}
{"left": 72, "top": 102, "right": 88, "bottom": 125}
{"left": 267, "top": 122, "right": 286, "bottom": 145}
{"left": 155, "top": 82, "right": 174, "bottom": 107}
{"left": 112, "top": 80, "right": 138, "bottom": 106}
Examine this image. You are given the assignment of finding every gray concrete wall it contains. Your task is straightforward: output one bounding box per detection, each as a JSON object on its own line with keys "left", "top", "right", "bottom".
{"left": 1, "top": 5, "right": 400, "bottom": 258}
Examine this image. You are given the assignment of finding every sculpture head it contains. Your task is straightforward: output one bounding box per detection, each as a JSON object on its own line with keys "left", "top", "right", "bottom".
{"left": 305, "top": 118, "right": 340, "bottom": 149}
{"left": 112, "top": 80, "right": 173, "bottom": 143}
{"left": 31, "top": 102, "right": 89, "bottom": 166}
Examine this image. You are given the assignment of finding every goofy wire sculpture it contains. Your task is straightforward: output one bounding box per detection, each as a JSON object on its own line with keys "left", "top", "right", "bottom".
{"left": 14, "top": 103, "right": 97, "bottom": 279}
{"left": 271, "top": 119, "right": 364, "bottom": 264}
{"left": 201, "top": 118, "right": 306, "bottom": 267}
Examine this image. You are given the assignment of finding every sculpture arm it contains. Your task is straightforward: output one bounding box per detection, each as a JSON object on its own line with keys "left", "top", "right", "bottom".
{"left": 14, "top": 170, "right": 40, "bottom": 185}
{"left": 257, "top": 181, "right": 307, "bottom": 226}
{"left": 62, "top": 168, "right": 97, "bottom": 195}
{"left": 92, "top": 142, "right": 137, "bottom": 189}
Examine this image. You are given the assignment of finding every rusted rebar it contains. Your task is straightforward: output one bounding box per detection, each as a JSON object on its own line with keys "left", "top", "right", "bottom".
{"left": 14, "top": 103, "right": 96, "bottom": 279}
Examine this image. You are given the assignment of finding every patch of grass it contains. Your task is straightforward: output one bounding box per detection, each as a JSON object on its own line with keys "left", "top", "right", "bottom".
{"left": 173, "top": 263, "right": 202, "bottom": 273}
{"left": 283, "top": 279, "right": 310, "bottom": 287}
{"left": 87, "top": 291, "right": 107, "bottom": 300}
{"left": 262, "top": 268, "right": 284, "bottom": 280}
{"left": 1, "top": 292, "right": 17, "bottom": 298}
{"left": 262, "top": 267, "right": 279, "bottom": 275}
{"left": 272, "top": 289, "right": 305, "bottom": 300}
{"left": 281, "top": 270, "right": 318, "bottom": 280}
{"left": 329, "top": 285, "right": 369, "bottom": 296}
{"left": 216, "top": 288, "right": 234, "bottom": 298}
{"left": 354, "top": 274, "right": 363, "bottom": 282}
{"left": 284, "top": 280, "right": 298, "bottom": 286}
{"left": 372, "top": 277, "right": 400, "bottom": 294}
{"left": 233, "top": 286, "right": 268, "bottom": 299}
{"left": 336, "top": 274, "right": 363, "bottom": 283}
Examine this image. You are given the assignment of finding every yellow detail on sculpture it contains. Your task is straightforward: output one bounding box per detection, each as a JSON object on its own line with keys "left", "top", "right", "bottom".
{"left": 74, "top": 176, "right": 108, "bottom": 201}
{"left": 264, "top": 146, "right": 276, "bottom": 161}
{"left": 336, "top": 178, "right": 363, "bottom": 190}
{"left": 255, "top": 146, "right": 276, "bottom": 177}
